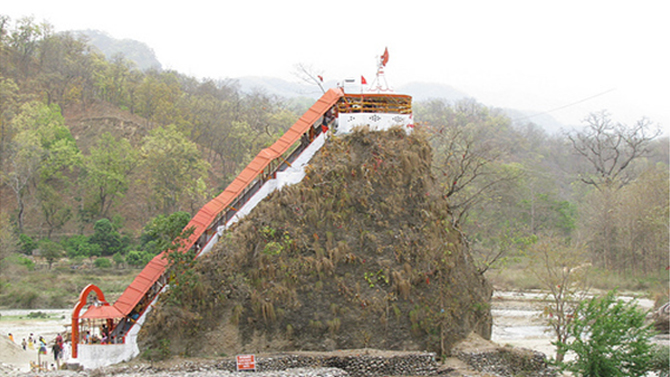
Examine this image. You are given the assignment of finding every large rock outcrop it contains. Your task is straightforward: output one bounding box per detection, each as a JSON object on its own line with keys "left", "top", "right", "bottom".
{"left": 140, "top": 127, "right": 492, "bottom": 357}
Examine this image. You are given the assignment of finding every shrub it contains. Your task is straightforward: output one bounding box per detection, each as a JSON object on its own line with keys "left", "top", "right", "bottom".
{"left": 556, "top": 290, "right": 658, "bottom": 377}
{"left": 18, "top": 234, "right": 37, "bottom": 255}
{"left": 94, "top": 258, "right": 112, "bottom": 269}
{"left": 112, "top": 252, "right": 125, "bottom": 267}
{"left": 6, "top": 254, "right": 35, "bottom": 270}
{"left": 125, "top": 250, "right": 152, "bottom": 267}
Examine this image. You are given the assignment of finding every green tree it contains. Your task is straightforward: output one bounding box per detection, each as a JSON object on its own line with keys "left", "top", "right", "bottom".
{"left": 125, "top": 250, "right": 152, "bottom": 267}
{"left": 2, "top": 130, "right": 42, "bottom": 233}
{"left": 0, "top": 211, "right": 16, "bottom": 263}
{"left": 140, "top": 211, "right": 191, "bottom": 254}
{"left": 82, "top": 132, "right": 137, "bottom": 219}
{"left": 2, "top": 101, "right": 79, "bottom": 233}
{"left": 140, "top": 125, "right": 209, "bottom": 214}
{"left": 162, "top": 225, "right": 199, "bottom": 306}
{"left": 37, "top": 182, "right": 72, "bottom": 238}
{"left": 89, "top": 218, "right": 122, "bottom": 256}
{"left": 18, "top": 233, "right": 37, "bottom": 255}
{"left": 556, "top": 290, "right": 657, "bottom": 377}
{"left": 38, "top": 238, "right": 62, "bottom": 269}
{"left": 0, "top": 76, "right": 19, "bottom": 162}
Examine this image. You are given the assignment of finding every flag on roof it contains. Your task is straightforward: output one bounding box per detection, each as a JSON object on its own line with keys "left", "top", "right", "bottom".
{"left": 381, "top": 47, "right": 389, "bottom": 67}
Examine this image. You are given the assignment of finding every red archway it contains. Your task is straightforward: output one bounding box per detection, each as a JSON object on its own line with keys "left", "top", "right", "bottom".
{"left": 71, "top": 284, "right": 107, "bottom": 358}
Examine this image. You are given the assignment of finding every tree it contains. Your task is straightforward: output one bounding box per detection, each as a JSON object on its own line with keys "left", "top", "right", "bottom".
{"left": 140, "top": 211, "right": 191, "bottom": 254}
{"left": 89, "top": 218, "right": 122, "bottom": 256}
{"left": 38, "top": 238, "right": 63, "bottom": 269}
{"left": 528, "top": 236, "right": 591, "bottom": 362}
{"left": 1, "top": 101, "right": 79, "bottom": 233}
{"left": 556, "top": 290, "right": 658, "bottom": 377}
{"left": 140, "top": 125, "right": 210, "bottom": 214}
{"left": 567, "top": 111, "right": 660, "bottom": 190}
{"left": 1, "top": 130, "right": 41, "bottom": 233}
{"left": 0, "top": 76, "right": 19, "bottom": 163}
{"left": 82, "top": 132, "right": 137, "bottom": 219}
{"left": 293, "top": 63, "right": 326, "bottom": 94}
{"left": 162, "top": 225, "right": 198, "bottom": 306}
{"left": 0, "top": 211, "right": 17, "bottom": 263}
{"left": 613, "top": 164, "right": 669, "bottom": 273}
{"left": 37, "top": 182, "right": 72, "bottom": 238}
{"left": 420, "top": 99, "right": 520, "bottom": 226}
{"left": 568, "top": 111, "right": 661, "bottom": 271}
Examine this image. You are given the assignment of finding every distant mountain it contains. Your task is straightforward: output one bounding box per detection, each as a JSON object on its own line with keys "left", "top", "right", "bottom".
{"left": 71, "top": 29, "right": 162, "bottom": 71}
{"left": 235, "top": 76, "right": 564, "bottom": 133}
{"left": 236, "top": 76, "right": 326, "bottom": 99}
{"left": 501, "top": 108, "right": 565, "bottom": 134}
{"left": 236, "top": 77, "right": 470, "bottom": 103}
{"left": 396, "top": 82, "right": 468, "bottom": 102}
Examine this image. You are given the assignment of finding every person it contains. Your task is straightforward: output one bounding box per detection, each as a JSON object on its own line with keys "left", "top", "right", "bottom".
{"left": 38, "top": 336, "right": 47, "bottom": 355}
{"left": 51, "top": 341, "right": 61, "bottom": 364}
{"left": 28, "top": 333, "right": 34, "bottom": 350}
{"left": 8, "top": 333, "right": 13, "bottom": 342}
{"left": 22, "top": 338, "right": 27, "bottom": 350}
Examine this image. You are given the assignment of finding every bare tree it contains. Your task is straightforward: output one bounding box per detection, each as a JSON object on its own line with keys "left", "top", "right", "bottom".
{"left": 528, "top": 236, "right": 591, "bottom": 362}
{"left": 568, "top": 111, "right": 661, "bottom": 270}
{"left": 292, "top": 63, "right": 325, "bottom": 94}
{"left": 426, "top": 99, "right": 521, "bottom": 226}
{"left": 567, "top": 111, "right": 660, "bottom": 190}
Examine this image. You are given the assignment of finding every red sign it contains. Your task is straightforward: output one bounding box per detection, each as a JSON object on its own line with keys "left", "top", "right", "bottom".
{"left": 236, "top": 354, "right": 256, "bottom": 371}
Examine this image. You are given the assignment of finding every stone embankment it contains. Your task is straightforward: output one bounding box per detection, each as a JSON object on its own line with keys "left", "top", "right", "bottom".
{"left": 6, "top": 346, "right": 559, "bottom": 377}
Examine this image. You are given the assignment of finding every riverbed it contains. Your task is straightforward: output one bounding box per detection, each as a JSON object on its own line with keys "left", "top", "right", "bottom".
{"left": 0, "top": 291, "right": 665, "bottom": 373}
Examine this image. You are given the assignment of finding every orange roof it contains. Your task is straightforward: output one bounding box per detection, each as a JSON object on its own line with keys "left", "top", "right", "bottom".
{"left": 81, "top": 304, "right": 124, "bottom": 319}
{"left": 114, "top": 252, "right": 168, "bottom": 315}
{"left": 113, "top": 88, "right": 343, "bottom": 316}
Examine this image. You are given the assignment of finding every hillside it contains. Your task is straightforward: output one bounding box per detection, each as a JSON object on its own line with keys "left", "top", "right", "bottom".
{"left": 139, "top": 127, "right": 492, "bottom": 358}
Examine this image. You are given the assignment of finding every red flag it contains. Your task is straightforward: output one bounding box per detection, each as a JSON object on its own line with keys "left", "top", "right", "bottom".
{"left": 381, "top": 47, "right": 389, "bottom": 66}
{"left": 361, "top": 75, "right": 367, "bottom": 85}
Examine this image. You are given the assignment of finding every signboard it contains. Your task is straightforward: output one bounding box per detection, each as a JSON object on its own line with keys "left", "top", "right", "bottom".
{"left": 236, "top": 354, "right": 256, "bottom": 371}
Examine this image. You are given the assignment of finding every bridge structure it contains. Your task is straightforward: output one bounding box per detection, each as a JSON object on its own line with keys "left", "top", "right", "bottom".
{"left": 69, "top": 53, "right": 413, "bottom": 370}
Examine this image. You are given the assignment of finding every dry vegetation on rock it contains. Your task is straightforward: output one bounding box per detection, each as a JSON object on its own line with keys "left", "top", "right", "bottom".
{"left": 140, "top": 127, "right": 492, "bottom": 358}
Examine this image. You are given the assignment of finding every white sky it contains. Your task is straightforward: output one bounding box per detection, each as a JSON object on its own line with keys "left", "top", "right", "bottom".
{"left": 4, "top": 0, "right": 669, "bottom": 131}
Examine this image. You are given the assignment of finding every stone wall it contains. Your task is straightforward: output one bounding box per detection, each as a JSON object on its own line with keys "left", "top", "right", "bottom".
{"left": 213, "top": 353, "right": 438, "bottom": 377}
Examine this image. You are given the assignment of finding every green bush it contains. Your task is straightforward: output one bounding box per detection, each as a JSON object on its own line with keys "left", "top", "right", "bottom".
{"left": 18, "top": 234, "right": 37, "bottom": 255}
{"left": 556, "top": 290, "right": 658, "bottom": 377}
{"left": 125, "top": 250, "right": 152, "bottom": 267}
{"left": 649, "top": 345, "right": 670, "bottom": 377}
{"left": 112, "top": 252, "right": 125, "bottom": 267}
{"left": 6, "top": 253, "right": 35, "bottom": 270}
{"left": 94, "top": 258, "right": 112, "bottom": 269}
{"left": 89, "top": 219, "right": 122, "bottom": 256}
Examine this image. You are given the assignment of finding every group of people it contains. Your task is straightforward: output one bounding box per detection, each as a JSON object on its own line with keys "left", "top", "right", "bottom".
{"left": 9, "top": 332, "right": 65, "bottom": 364}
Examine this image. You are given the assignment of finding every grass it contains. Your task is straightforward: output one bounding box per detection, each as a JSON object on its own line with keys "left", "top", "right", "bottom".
{"left": 485, "top": 258, "right": 669, "bottom": 304}
{"left": 0, "top": 254, "right": 139, "bottom": 309}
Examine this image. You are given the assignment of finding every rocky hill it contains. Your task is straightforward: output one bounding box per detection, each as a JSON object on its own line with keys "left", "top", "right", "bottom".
{"left": 139, "top": 127, "right": 492, "bottom": 358}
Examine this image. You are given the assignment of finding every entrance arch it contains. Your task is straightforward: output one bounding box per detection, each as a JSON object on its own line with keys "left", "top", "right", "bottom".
{"left": 71, "top": 284, "right": 107, "bottom": 358}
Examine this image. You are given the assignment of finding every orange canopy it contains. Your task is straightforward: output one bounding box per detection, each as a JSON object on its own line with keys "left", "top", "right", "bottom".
{"left": 81, "top": 304, "right": 124, "bottom": 319}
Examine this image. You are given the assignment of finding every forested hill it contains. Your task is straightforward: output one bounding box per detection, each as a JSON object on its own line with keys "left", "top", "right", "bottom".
{"left": 0, "top": 15, "right": 667, "bottom": 307}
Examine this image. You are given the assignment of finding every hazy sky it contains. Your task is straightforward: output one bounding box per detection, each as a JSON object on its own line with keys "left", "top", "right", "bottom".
{"left": 4, "top": 0, "right": 668, "bottom": 131}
